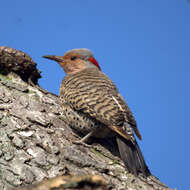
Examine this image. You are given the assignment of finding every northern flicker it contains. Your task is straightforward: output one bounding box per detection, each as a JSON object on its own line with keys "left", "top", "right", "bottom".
{"left": 43, "top": 48, "right": 150, "bottom": 176}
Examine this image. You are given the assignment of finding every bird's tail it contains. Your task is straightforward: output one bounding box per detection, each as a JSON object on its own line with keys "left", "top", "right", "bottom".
{"left": 116, "top": 135, "right": 150, "bottom": 176}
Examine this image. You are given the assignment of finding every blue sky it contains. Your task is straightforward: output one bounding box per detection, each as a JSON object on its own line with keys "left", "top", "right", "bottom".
{"left": 1, "top": 1, "right": 190, "bottom": 189}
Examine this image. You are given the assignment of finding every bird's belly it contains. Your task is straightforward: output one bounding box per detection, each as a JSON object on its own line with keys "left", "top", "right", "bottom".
{"left": 62, "top": 104, "right": 115, "bottom": 138}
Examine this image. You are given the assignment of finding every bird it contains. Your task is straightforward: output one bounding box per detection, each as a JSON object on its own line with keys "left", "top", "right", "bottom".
{"left": 43, "top": 48, "right": 150, "bottom": 177}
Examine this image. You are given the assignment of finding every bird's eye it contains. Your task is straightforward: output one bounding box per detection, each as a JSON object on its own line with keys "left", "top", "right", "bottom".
{"left": 70, "top": 56, "right": 77, "bottom": 61}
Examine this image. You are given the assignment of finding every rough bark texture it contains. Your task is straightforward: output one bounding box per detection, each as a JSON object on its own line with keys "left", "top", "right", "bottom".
{"left": 0, "top": 47, "right": 171, "bottom": 190}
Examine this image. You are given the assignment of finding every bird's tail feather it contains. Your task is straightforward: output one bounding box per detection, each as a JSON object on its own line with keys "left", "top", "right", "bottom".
{"left": 116, "top": 135, "right": 150, "bottom": 176}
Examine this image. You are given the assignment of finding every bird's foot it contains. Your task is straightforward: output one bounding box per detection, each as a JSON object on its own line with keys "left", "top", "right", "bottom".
{"left": 73, "top": 140, "right": 92, "bottom": 148}
{"left": 72, "top": 131, "right": 94, "bottom": 148}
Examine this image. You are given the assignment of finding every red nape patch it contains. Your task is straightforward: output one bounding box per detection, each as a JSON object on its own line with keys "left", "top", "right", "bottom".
{"left": 88, "top": 57, "right": 101, "bottom": 70}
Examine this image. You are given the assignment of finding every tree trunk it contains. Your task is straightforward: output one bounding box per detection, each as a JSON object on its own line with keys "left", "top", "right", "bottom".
{"left": 0, "top": 47, "right": 171, "bottom": 190}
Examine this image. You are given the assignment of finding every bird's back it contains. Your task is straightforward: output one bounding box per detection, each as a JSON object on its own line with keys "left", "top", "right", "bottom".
{"left": 59, "top": 68, "right": 141, "bottom": 140}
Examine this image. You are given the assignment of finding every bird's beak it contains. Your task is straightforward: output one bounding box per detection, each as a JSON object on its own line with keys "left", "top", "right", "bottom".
{"left": 42, "top": 55, "right": 65, "bottom": 63}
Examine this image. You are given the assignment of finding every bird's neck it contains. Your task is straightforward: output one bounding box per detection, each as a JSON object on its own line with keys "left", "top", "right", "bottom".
{"left": 66, "top": 67, "right": 100, "bottom": 77}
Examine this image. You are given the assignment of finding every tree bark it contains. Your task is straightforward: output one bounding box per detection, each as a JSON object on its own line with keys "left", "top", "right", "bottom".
{"left": 0, "top": 47, "right": 171, "bottom": 190}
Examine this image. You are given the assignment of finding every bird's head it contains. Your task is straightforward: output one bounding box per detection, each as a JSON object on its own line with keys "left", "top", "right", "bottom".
{"left": 43, "top": 48, "right": 101, "bottom": 75}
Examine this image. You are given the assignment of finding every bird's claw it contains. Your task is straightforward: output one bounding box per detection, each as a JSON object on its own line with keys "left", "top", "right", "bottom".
{"left": 73, "top": 140, "right": 92, "bottom": 148}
